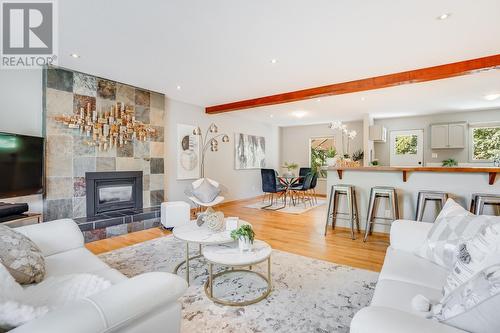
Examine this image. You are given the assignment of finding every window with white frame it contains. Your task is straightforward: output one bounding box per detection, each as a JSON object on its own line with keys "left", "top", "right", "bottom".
{"left": 469, "top": 122, "right": 500, "bottom": 161}
{"left": 309, "top": 137, "right": 335, "bottom": 178}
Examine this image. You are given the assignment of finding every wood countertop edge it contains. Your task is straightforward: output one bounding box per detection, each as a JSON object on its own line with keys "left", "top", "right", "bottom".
{"left": 324, "top": 166, "right": 500, "bottom": 173}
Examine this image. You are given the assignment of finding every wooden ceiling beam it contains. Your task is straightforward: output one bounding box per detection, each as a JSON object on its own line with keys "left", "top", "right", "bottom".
{"left": 205, "top": 54, "right": 500, "bottom": 114}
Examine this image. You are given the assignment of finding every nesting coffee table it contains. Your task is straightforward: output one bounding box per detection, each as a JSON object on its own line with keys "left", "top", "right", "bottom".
{"left": 202, "top": 240, "right": 272, "bottom": 306}
{"left": 172, "top": 220, "right": 250, "bottom": 284}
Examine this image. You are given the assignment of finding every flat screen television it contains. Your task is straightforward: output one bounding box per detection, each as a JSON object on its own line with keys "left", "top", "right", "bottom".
{"left": 0, "top": 132, "right": 44, "bottom": 198}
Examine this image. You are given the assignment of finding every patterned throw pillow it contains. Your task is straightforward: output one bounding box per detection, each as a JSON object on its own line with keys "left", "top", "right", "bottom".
{"left": 443, "top": 221, "right": 500, "bottom": 296}
{"left": 433, "top": 264, "right": 500, "bottom": 333}
{"left": 415, "top": 199, "right": 489, "bottom": 269}
{"left": 0, "top": 225, "right": 45, "bottom": 284}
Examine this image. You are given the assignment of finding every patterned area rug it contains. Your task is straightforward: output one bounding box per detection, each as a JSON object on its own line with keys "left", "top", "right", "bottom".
{"left": 99, "top": 235, "right": 377, "bottom": 333}
{"left": 245, "top": 199, "right": 326, "bottom": 214}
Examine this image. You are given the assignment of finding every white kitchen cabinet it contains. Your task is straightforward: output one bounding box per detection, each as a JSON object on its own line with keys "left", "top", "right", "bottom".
{"left": 430, "top": 122, "right": 466, "bottom": 149}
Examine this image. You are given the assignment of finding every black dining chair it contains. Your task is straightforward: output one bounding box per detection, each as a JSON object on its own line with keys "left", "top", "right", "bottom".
{"left": 261, "top": 169, "right": 286, "bottom": 209}
{"left": 309, "top": 173, "right": 319, "bottom": 204}
{"left": 290, "top": 172, "right": 314, "bottom": 207}
{"left": 295, "top": 167, "right": 311, "bottom": 186}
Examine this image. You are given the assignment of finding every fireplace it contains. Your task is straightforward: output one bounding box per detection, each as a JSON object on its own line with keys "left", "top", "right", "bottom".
{"left": 85, "top": 171, "right": 143, "bottom": 217}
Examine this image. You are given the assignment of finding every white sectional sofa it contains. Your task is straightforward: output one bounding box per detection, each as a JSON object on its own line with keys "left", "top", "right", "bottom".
{"left": 10, "top": 219, "right": 188, "bottom": 333}
{"left": 351, "top": 220, "right": 467, "bottom": 333}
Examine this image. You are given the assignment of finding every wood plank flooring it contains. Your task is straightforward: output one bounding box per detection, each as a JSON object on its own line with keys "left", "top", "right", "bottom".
{"left": 86, "top": 197, "right": 389, "bottom": 272}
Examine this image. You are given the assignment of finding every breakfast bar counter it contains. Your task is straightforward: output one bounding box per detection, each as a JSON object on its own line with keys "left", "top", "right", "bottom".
{"left": 324, "top": 166, "right": 499, "bottom": 233}
{"left": 327, "top": 166, "right": 500, "bottom": 185}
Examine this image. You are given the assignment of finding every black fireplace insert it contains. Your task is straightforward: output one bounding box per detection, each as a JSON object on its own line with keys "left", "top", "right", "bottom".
{"left": 85, "top": 171, "right": 143, "bottom": 217}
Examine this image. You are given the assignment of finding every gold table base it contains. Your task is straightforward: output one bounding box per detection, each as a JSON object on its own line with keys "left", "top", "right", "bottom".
{"left": 204, "top": 257, "right": 272, "bottom": 306}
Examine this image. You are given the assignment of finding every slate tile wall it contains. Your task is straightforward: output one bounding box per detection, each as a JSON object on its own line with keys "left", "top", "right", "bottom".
{"left": 43, "top": 67, "right": 165, "bottom": 221}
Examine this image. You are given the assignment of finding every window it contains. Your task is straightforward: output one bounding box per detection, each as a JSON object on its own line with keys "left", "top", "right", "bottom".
{"left": 309, "top": 137, "right": 335, "bottom": 178}
{"left": 394, "top": 135, "right": 418, "bottom": 155}
{"left": 469, "top": 123, "right": 500, "bottom": 162}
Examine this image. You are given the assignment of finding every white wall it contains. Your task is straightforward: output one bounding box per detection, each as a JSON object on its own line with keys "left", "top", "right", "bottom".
{"left": 280, "top": 121, "right": 363, "bottom": 194}
{"left": 0, "top": 69, "right": 44, "bottom": 212}
{"left": 374, "top": 109, "right": 500, "bottom": 166}
{"left": 165, "top": 99, "right": 279, "bottom": 204}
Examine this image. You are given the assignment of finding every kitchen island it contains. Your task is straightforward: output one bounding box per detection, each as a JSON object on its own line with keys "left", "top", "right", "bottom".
{"left": 325, "top": 166, "right": 499, "bottom": 233}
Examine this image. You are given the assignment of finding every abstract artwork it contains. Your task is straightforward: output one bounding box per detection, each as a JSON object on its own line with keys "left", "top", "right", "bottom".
{"left": 235, "top": 133, "right": 265, "bottom": 169}
{"left": 177, "top": 124, "right": 200, "bottom": 179}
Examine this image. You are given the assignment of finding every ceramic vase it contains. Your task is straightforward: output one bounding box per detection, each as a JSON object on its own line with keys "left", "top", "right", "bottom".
{"left": 238, "top": 237, "right": 253, "bottom": 252}
{"left": 326, "top": 157, "right": 337, "bottom": 166}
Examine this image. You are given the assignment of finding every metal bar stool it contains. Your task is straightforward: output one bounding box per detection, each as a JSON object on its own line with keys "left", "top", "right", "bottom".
{"left": 415, "top": 191, "right": 448, "bottom": 222}
{"left": 324, "top": 184, "right": 360, "bottom": 239}
{"left": 364, "top": 186, "right": 399, "bottom": 242}
{"left": 471, "top": 193, "right": 500, "bottom": 215}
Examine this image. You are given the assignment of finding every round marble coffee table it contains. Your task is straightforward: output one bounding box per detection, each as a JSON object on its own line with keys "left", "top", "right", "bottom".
{"left": 172, "top": 219, "right": 249, "bottom": 284}
{"left": 202, "top": 240, "right": 272, "bottom": 306}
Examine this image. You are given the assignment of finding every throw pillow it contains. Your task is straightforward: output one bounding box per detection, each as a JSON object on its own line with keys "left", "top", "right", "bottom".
{"left": 0, "top": 225, "right": 45, "bottom": 284}
{"left": 0, "top": 263, "right": 49, "bottom": 331}
{"left": 443, "top": 220, "right": 500, "bottom": 296}
{"left": 415, "top": 199, "right": 488, "bottom": 269}
{"left": 191, "top": 178, "right": 221, "bottom": 204}
{"left": 433, "top": 264, "right": 500, "bottom": 333}
{"left": 0, "top": 271, "right": 111, "bottom": 331}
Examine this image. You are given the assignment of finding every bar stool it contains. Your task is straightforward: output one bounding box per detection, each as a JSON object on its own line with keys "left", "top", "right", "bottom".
{"left": 364, "top": 186, "right": 399, "bottom": 242}
{"left": 324, "top": 184, "right": 360, "bottom": 239}
{"left": 470, "top": 193, "right": 500, "bottom": 215}
{"left": 415, "top": 191, "right": 448, "bottom": 222}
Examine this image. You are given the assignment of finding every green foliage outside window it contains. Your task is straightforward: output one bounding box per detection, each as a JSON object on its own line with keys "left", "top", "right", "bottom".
{"left": 311, "top": 147, "right": 327, "bottom": 178}
{"left": 472, "top": 127, "right": 500, "bottom": 160}
{"left": 395, "top": 135, "right": 418, "bottom": 155}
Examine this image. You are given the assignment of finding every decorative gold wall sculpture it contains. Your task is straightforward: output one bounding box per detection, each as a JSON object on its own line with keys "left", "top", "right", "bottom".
{"left": 55, "top": 102, "right": 156, "bottom": 151}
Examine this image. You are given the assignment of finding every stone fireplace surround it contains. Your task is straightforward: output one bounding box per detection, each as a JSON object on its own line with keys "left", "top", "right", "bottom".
{"left": 43, "top": 67, "right": 165, "bottom": 242}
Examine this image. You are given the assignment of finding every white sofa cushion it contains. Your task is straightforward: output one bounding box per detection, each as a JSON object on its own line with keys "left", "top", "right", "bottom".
{"left": 379, "top": 247, "right": 448, "bottom": 290}
{"left": 371, "top": 279, "right": 442, "bottom": 315}
{"left": 444, "top": 220, "right": 500, "bottom": 295}
{"left": 416, "top": 199, "right": 489, "bottom": 269}
{"left": 44, "top": 248, "right": 112, "bottom": 278}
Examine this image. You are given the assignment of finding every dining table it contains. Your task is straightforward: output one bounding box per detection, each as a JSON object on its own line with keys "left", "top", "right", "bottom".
{"left": 277, "top": 175, "right": 303, "bottom": 207}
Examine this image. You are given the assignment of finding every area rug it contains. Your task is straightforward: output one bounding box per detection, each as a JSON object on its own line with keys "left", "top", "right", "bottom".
{"left": 99, "top": 235, "right": 377, "bottom": 333}
{"left": 245, "top": 199, "right": 326, "bottom": 214}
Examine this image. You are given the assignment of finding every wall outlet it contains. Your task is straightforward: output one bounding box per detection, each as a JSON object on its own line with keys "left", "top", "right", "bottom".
{"left": 432, "top": 153, "right": 438, "bottom": 159}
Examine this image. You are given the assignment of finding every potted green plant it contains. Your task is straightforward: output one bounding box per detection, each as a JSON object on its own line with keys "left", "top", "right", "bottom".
{"left": 325, "top": 147, "right": 337, "bottom": 166}
{"left": 442, "top": 158, "right": 458, "bottom": 167}
{"left": 282, "top": 162, "right": 299, "bottom": 177}
{"left": 352, "top": 149, "right": 364, "bottom": 162}
{"left": 231, "top": 224, "right": 255, "bottom": 252}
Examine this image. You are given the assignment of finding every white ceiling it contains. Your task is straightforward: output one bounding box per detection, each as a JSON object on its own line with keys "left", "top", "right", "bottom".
{"left": 58, "top": 0, "right": 500, "bottom": 122}
{"left": 233, "top": 70, "right": 500, "bottom": 126}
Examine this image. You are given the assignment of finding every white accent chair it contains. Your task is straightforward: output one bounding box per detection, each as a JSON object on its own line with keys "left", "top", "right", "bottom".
{"left": 187, "top": 178, "right": 224, "bottom": 212}
{"left": 350, "top": 220, "right": 466, "bottom": 333}
{"left": 10, "top": 219, "right": 188, "bottom": 333}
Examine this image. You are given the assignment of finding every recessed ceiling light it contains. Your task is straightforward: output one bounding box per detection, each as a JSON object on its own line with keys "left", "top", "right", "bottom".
{"left": 484, "top": 93, "right": 500, "bottom": 101}
{"left": 437, "top": 13, "right": 451, "bottom": 20}
{"left": 292, "top": 111, "right": 307, "bottom": 118}
{"left": 269, "top": 114, "right": 274, "bottom": 118}
{"left": 317, "top": 98, "right": 321, "bottom": 102}
{"left": 176, "top": 85, "right": 181, "bottom": 90}
{"left": 361, "top": 97, "right": 366, "bottom": 101}
{"left": 70, "top": 53, "right": 80, "bottom": 58}
{"left": 270, "top": 59, "right": 277, "bottom": 64}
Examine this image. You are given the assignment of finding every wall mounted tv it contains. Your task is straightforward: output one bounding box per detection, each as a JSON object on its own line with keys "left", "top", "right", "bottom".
{"left": 0, "top": 132, "right": 44, "bottom": 198}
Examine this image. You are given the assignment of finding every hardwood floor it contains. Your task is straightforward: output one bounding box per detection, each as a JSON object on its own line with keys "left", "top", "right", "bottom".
{"left": 86, "top": 197, "right": 389, "bottom": 272}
